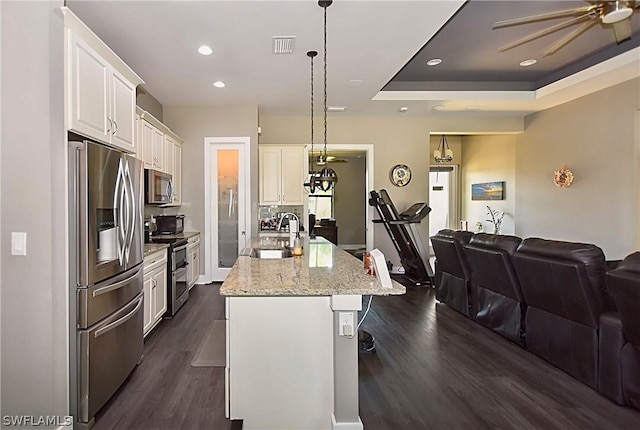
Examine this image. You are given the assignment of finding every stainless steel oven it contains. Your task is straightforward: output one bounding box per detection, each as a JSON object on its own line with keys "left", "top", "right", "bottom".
{"left": 169, "top": 239, "right": 189, "bottom": 317}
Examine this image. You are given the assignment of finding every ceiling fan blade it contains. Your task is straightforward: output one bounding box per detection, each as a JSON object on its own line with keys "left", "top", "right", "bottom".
{"left": 613, "top": 19, "right": 632, "bottom": 42}
{"left": 543, "top": 19, "right": 599, "bottom": 56}
{"left": 492, "top": 6, "right": 593, "bottom": 29}
{"left": 498, "top": 13, "right": 593, "bottom": 52}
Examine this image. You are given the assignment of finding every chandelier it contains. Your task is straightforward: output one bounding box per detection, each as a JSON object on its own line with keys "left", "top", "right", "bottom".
{"left": 434, "top": 135, "right": 453, "bottom": 163}
{"left": 316, "top": 0, "right": 337, "bottom": 191}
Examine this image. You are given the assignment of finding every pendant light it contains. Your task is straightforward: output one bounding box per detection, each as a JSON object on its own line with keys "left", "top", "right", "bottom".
{"left": 303, "top": 50, "right": 319, "bottom": 194}
{"left": 434, "top": 135, "right": 453, "bottom": 163}
{"left": 316, "top": 0, "right": 338, "bottom": 191}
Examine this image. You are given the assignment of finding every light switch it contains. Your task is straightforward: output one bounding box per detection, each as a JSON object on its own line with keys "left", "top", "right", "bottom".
{"left": 11, "top": 232, "right": 27, "bottom": 256}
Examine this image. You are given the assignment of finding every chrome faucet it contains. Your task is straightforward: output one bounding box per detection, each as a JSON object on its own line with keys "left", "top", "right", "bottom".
{"left": 276, "top": 212, "right": 300, "bottom": 233}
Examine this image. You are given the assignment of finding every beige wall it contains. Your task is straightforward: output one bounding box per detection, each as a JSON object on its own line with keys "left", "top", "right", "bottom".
{"left": 461, "top": 135, "right": 517, "bottom": 234}
{"left": 260, "top": 114, "right": 523, "bottom": 268}
{"left": 330, "top": 157, "right": 366, "bottom": 246}
{"left": 1, "top": 1, "right": 68, "bottom": 417}
{"left": 163, "top": 105, "right": 259, "bottom": 277}
{"left": 516, "top": 78, "right": 640, "bottom": 259}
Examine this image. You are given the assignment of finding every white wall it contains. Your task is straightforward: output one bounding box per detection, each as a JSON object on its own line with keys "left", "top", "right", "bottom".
{"left": 516, "top": 78, "right": 640, "bottom": 259}
{"left": 461, "top": 135, "right": 517, "bottom": 235}
{"left": 163, "top": 105, "right": 259, "bottom": 277}
{"left": 1, "top": 0, "right": 68, "bottom": 418}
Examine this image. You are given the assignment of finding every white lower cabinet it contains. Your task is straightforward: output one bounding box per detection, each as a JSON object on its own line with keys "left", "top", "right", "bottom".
{"left": 143, "top": 249, "right": 168, "bottom": 337}
{"left": 187, "top": 234, "right": 201, "bottom": 290}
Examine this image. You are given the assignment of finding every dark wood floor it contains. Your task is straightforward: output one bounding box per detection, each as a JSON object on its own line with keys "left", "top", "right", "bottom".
{"left": 93, "top": 284, "right": 640, "bottom": 430}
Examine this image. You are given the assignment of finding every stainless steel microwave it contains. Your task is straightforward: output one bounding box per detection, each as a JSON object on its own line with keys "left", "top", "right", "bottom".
{"left": 145, "top": 169, "right": 173, "bottom": 204}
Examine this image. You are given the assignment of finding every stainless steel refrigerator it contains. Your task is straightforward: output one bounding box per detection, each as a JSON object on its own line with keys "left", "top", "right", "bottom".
{"left": 69, "top": 138, "right": 144, "bottom": 428}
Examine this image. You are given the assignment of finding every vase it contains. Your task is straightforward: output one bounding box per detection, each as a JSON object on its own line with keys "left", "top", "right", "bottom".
{"left": 494, "top": 226, "right": 501, "bottom": 235}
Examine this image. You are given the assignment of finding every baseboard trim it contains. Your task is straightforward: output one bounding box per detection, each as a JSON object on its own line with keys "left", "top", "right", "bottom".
{"left": 331, "top": 414, "right": 363, "bottom": 430}
{"left": 338, "top": 244, "right": 366, "bottom": 251}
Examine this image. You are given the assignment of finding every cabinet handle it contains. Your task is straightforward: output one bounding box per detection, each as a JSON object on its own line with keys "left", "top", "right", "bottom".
{"left": 106, "top": 117, "right": 113, "bottom": 133}
{"left": 113, "top": 120, "right": 118, "bottom": 135}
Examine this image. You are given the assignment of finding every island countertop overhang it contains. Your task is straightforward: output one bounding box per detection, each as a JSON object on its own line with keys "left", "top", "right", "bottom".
{"left": 220, "top": 236, "right": 406, "bottom": 297}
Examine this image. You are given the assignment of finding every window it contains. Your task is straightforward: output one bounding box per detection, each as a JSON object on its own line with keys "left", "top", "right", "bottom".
{"left": 308, "top": 188, "right": 333, "bottom": 219}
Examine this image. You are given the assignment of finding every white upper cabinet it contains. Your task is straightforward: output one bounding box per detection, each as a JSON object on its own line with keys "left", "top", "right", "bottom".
{"left": 68, "top": 34, "right": 110, "bottom": 143}
{"left": 137, "top": 107, "right": 183, "bottom": 205}
{"left": 259, "top": 146, "right": 305, "bottom": 205}
{"left": 109, "top": 69, "right": 137, "bottom": 151}
{"left": 64, "top": 7, "right": 143, "bottom": 153}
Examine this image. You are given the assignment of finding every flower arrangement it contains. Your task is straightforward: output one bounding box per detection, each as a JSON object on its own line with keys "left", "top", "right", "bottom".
{"left": 486, "top": 206, "right": 506, "bottom": 234}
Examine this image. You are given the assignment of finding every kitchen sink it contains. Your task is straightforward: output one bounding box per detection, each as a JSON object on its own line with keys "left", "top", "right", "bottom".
{"left": 249, "top": 247, "right": 293, "bottom": 259}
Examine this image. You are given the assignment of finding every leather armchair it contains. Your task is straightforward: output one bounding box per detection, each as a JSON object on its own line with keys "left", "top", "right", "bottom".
{"left": 463, "top": 233, "right": 525, "bottom": 344}
{"left": 511, "top": 238, "right": 610, "bottom": 389}
{"left": 601, "top": 252, "right": 640, "bottom": 409}
{"left": 430, "top": 229, "right": 473, "bottom": 316}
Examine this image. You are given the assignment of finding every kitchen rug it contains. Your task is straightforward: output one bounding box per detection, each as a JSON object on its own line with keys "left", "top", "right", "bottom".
{"left": 191, "top": 319, "right": 226, "bottom": 367}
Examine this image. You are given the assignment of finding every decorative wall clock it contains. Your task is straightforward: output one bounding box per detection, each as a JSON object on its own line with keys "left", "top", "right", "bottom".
{"left": 390, "top": 164, "right": 411, "bottom": 187}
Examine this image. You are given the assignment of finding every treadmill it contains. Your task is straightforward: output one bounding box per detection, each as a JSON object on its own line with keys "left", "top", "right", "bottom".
{"left": 369, "top": 189, "right": 435, "bottom": 286}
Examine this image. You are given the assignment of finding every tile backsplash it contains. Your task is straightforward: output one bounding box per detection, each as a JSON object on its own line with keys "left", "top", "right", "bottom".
{"left": 259, "top": 205, "right": 304, "bottom": 231}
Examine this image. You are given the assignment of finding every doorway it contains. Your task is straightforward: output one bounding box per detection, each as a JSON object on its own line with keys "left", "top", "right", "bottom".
{"left": 308, "top": 144, "right": 374, "bottom": 252}
{"left": 204, "top": 137, "right": 251, "bottom": 282}
{"left": 429, "top": 165, "right": 460, "bottom": 239}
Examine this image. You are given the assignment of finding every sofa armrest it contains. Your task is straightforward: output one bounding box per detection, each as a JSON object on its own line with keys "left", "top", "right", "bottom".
{"left": 606, "top": 260, "right": 622, "bottom": 271}
{"left": 598, "top": 312, "right": 625, "bottom": 405}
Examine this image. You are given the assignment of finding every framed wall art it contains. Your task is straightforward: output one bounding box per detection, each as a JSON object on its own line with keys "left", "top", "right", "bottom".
{"left": 471, "top": 181, "right": 505, "bottom": 200}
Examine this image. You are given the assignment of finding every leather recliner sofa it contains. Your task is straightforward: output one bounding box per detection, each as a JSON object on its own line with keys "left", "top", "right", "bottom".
{"left": 430, "top": 229, "right": 474, "bottom": 317}
{"left": 463, "top": 233, "right": 525, "bottom": 345}
{"left": 510, "top": 238, "right": 613, "bottom": 389}
{"left": 599, "top": 252, "right": 640, "bottom": 408}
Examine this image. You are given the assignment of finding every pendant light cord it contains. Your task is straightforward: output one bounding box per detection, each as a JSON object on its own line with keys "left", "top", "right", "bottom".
{"left": 323, "top": 4, "right": 328, "bottom": 160}
{"left": 310, "top": 52, "right": 315, "bottom": 170}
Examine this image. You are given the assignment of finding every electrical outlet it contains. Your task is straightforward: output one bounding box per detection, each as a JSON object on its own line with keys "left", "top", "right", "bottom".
{"left": 339, "top": 312, "right": 354, "bottom": 337}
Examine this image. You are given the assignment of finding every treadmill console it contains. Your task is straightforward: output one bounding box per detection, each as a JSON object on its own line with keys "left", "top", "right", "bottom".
{"left": 399, "top": 202, "right": 431, "bottom": 221}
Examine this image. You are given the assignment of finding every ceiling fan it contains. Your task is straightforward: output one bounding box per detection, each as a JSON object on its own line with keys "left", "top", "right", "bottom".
{"left": 313, "top": 155, "right": 348, "bottom": 165}
{"left": 493, "top": 1, "right": 640, "bottom": 56}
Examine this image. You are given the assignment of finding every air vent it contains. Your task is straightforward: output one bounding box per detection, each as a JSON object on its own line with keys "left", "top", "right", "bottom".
{"left": 272, "top": 36, "right": 296, "bottom": 54}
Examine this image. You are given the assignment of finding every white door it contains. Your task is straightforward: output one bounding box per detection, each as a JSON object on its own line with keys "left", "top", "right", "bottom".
{"left": 207, "top": 140, "right": 250, "bottom": 281}
{"left": 429, "top": 165, "right": 460, "bottom": 253}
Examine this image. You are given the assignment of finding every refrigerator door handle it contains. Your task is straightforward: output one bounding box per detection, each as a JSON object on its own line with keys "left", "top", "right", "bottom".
{"left": 122, "top": 160, "right": 135, "bottom": 263}
{"left": 114, "top": 159, "right": 126, "bottom": 266}
{"left": 92, "top": 272, "right": 139, "bottom": 297}
{"left": 94, "top": 296, "right": 143, "bottom": 338}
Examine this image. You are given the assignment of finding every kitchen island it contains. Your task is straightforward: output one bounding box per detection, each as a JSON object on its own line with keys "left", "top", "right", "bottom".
{"left": 220, "top": 236, "right": 405, "bottom": 430}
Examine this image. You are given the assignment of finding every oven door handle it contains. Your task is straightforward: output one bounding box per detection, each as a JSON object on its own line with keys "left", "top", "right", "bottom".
{"left": 173, "top": 244, "right": 188, "bottom": 253}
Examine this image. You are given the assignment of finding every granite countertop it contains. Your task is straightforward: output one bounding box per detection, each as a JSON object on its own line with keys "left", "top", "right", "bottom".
{"left": 149, "top": 231, "right": 200, "bottom": 240}
{"left": 220, "top": 236, "right": 406, "bottom": 297}
{"left": 144, "top": 243, "right": 169, "bottom": 258}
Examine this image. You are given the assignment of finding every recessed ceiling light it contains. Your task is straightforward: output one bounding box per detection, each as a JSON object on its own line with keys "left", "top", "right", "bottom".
{"left": 426, "top": 58, "right": 442, "bottom": 66}
{"left": 347, "top": 79, "right": 363, "bottom": 87}
{"left": 519, "top": 59, "right": 537, "bottom": 67}
{"left": 213, "top": 81, "right": 225, "bottom": 88}
{"left": 327, "top": 106, "right": 347, "bottom": 112}
{"left": 399, "top": 107, "right": 409, "bottom": 113}
{"left": 433, "top": 105, "right": 445, "bottom": 111}
{"left": 464, "top": 106, "right": 483, "bottom": 111}
{"left": 198, "top": 45, "right": 213, "bottom": 55}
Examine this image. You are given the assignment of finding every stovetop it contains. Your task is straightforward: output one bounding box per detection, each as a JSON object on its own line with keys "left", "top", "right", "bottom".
{"left": 146, "top": 236, "right": 188, "bottom": 248}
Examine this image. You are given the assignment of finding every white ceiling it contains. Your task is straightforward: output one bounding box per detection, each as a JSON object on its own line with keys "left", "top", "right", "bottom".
{"left": 67, "top": 1, "right": 639, "bottom": 117}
